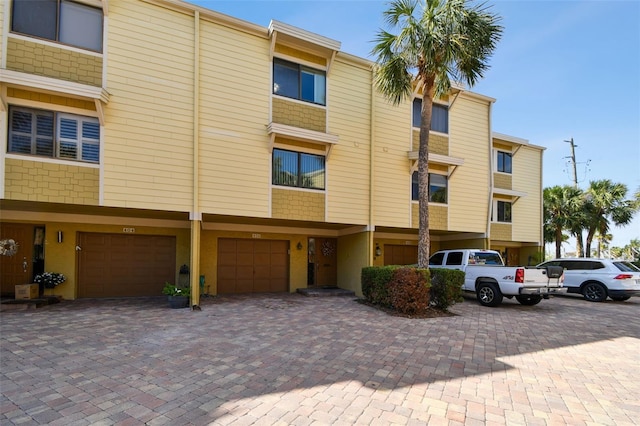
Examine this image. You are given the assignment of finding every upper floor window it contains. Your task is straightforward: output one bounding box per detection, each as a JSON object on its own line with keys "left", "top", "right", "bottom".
{"left": 412, "top": 172, "right": 448, "bottom": 203}
{"left": 11, "top": 0, "right": 103, "bottom": 52}
{"left": 272, "top": 148, "right": 325, "bottom": 190}
{"left": 273, "top": 58, "right": 326, "bottom": 106}
{"left": 412, "top": 99, "right": 448, "bottom": 133}
{"left": 8, "top": 106, "right": 100, "bottom": 163}
{"left": 493, "top": 200, "right": 512, "bottom": 223}
{"left": 496, "top": 151, "right": 512, "bottom": 173}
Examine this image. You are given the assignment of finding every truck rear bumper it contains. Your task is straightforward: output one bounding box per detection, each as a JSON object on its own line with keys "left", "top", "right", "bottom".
{"left": 519, "top": 287, "right": 568, "bottom": 295}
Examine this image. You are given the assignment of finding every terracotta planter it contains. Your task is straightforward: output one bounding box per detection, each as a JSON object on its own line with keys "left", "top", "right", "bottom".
{"left": 167, "top": 296, "right": 189, "bottom": 309}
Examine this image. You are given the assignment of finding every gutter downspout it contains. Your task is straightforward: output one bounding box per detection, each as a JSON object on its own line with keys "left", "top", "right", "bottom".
{"left": 190, "top": 11, "right": 201, "bottom": 307}
{"left": 486, "top": 100, "right": 494, "bottom": 250}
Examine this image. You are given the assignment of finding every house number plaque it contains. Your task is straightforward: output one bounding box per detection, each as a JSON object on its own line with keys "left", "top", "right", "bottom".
{"left": 123, "top": 228, "right": 136, "bottom": 233}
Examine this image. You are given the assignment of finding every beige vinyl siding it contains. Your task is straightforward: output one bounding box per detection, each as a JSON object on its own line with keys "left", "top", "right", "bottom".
{"left": 0, "top": 4, "right": 4, "bottom": 62}
{"left": 448, "top": 94, "right": 491, "bottom": 233}
{"left": 198, "top": 20, "right": 271, "bottom": 216}
{"left": 512, "top": 146, "right": 543, "bottom": 243}
{"left": 373, "top": 92, "right": 412, "bottom": 228}
{"left": 103, "top": 1, "right": 194, "bottom": 211}
{"left": 325, "top": 57, "right": 371, "bottom": 225}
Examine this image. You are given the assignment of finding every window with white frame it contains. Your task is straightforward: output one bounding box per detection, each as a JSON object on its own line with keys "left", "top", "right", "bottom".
{"left": 412, "top": 172, "right": 448, "bottom": 203}
{"left": 273, "top": 58, "right": 326, "bottom": 105}
{"left": 272, "top": 148, "right": 325, "bottom": 190}
{"left": 8, "top": 106, "right": 100, "bottom": 163}
{"left": 493, "top": 200, "right": 512, "bottom": 223}
{"left": 496, "top": 150, "right": 512, "bottom": 174}
{"left": 11, "top": 0, "right": 103, "bottom": 52}
{"left": 412, "top": 98, "right": 448, "bottom": 133}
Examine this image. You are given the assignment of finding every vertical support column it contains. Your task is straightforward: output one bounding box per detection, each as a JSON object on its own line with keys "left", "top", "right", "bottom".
{"left": 190, "top": 215, "right": 201, "bottom": 306}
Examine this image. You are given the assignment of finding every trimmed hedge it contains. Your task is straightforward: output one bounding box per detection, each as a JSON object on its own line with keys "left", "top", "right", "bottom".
{"left": 429, "top": 268, "right": 464, "bottom": 311}
{"left": 388, "top": 267, "right": 431, "bottom": 315}
{"left": 362, "top": 265, "right": 463, "bottom": 314}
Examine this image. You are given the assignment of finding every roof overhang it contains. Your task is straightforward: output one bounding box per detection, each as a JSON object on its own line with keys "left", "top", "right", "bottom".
{"left": 493, "top": 187, "right": 528, "bottom": 203}
{"left": 268, "top": 20, "right": 341, "bottom": 74}
{"left": 268, "top": 122, "right": 339, "bottom": 158}
{"left": 0, "top": 69, "right": 110, "bottom": 124}
{"left": 408, "top": 151, "right": 465, "bottom": 175}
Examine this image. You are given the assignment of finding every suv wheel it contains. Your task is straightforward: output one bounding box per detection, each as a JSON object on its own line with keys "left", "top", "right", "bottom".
{"left": 477, "top": 282, "right": 503, "bottom": 307}
{"left": 582, "top": 282, "right": 607, "bottom": 302}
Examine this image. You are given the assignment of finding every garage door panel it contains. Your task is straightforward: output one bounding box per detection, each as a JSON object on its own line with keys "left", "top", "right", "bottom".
{"left": 218, "top": 239, "right": 236, "bottom": 253}
{"left": 236, "top": 266, "right": 253, "bottom": 280}
{"left": 217, "top": 238, "right": 289, "bottom": 294}
{"left": 78, "top": 233, "right": 176, "bottom": 298}
{"left": 237, "top": 253, "right": 253, "bottom": 266}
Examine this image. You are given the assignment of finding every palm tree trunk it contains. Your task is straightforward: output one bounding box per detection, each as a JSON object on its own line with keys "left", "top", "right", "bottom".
{"left": 417, "top": 79, "right": 435, "bottom": 268}
{"left": 555, "top": 227, "right": 563, "bottom": 258}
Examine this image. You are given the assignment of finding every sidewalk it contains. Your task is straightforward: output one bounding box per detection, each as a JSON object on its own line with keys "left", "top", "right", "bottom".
{"left": 1, "top": 294, "right": 639, "bottom": 425}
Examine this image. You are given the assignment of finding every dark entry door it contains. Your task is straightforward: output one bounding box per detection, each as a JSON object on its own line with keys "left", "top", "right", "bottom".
{"left": 0, "top": 223, "right": 36, "bottom": 295}
{"left": 309, "top": 237, "right": 337, "bottom": 287}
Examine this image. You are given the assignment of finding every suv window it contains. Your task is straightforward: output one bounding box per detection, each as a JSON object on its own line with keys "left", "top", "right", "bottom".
{"left": 445, "top": 252, "right": 463, "bottom": 265}
{"left": 429, "top": 252, "right": 444, "bottom": 266}
{"left": 613, "top": 262, "right": 640, "bottom": 272}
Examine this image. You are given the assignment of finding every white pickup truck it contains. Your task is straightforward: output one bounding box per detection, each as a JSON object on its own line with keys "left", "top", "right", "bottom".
{"left": 429, "top": 249, "right": 566, "bottom": 307}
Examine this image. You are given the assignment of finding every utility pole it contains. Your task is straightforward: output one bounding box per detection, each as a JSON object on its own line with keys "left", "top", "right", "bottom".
{"left": 564, "top": 138, "right": 578, "bottom": 188}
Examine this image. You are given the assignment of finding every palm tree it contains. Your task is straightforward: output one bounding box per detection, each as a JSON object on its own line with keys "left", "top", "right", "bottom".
{"left": 584, "top": 179, "right": 637, "bottom": 257}
{"left": 372, "top": 0, "right": 502, "bottom": 267}
{"left": 543, "top": 185, "right": 584, "bottom": 258}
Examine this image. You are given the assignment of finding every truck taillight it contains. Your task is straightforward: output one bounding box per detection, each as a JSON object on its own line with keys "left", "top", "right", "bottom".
{"left": 614, "top": 274, "right": 633, "bottom": 280}
{"left": 515, "top": 268, "right": 524, "bottom": 283}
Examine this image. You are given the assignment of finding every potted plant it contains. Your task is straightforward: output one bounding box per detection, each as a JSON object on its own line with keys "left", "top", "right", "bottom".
{"left": 34, "top": 272, "right": 66, "bottom": 296}
{"left": 162, "top": 282, "right": 190, "bottom": 309}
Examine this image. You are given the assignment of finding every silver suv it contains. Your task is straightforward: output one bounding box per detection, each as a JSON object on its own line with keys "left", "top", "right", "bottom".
{"left": 537, "top": 258, "right": 640, "bottom": 302}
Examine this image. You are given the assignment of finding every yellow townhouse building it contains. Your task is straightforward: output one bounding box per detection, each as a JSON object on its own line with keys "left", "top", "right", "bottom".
{"left": 0, "top": 0, "right": 545, "bottom": 301}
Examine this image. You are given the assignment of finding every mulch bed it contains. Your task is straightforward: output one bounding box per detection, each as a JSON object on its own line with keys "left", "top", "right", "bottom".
{"left": 355, "top": 298, "right": 456, "bottom": 319}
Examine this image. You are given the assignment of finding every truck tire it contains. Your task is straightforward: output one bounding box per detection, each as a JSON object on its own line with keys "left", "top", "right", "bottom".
{"left": 515, "top": 295, "right": 542, "bottom": 306}
{"left": 582, "top": 282, "right": 607, "bottom": 302}
{"left": 477, "top": 282, "right": 503, "bottom": 307}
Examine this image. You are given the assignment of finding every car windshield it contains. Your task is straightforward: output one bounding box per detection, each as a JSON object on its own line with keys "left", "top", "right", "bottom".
{"left": 469, "top": 252, "right": 504, "bottom": 266}
{"left": 613, "top": 261, "right": 640, "bottom": 272}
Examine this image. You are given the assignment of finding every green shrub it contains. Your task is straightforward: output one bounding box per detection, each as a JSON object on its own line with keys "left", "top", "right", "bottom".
{"left": 430, "top": 268, "right": 464, "bottom": 311}
{"left": 388, "top": 267, "right": 431, "bottom": 315}
{"left": 362, "top": 265, "right": 400, "bottom": 307}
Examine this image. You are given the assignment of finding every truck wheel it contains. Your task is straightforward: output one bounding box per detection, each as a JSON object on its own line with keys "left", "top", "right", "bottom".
{"left": 515, "top": 295, "right": 542, "bottom": 306}
{"left": 610, "top": 296, "right": 630, "bottom": 301}
{"left": 477, "top": 282, "right": 503, "bottom": 307}
{"left": 582, "top": 282, "right": 607, "bottom": 302}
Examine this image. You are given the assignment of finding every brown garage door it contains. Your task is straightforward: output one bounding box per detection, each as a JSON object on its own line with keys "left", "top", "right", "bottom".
{"left": 384, "top": 244, "right": 418, "bottom": 266}
{"left": 78, "top": 233, "right": 176, "bottom": 298}
{"left": 217, "top": 238, "right": 289, "bottom": 294}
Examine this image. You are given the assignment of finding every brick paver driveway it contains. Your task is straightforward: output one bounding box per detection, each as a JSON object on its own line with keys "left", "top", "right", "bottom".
{"left": 1, "top": 294, "right": 639, "bottom": 425}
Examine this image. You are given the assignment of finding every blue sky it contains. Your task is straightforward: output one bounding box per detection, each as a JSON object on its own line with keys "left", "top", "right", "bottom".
{"left": 191, "top": 0, "right": 640, "bottom": 249}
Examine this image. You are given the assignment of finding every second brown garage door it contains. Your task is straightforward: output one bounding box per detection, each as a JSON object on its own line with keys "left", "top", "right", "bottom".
{"left": 384, "top": 244, "right": 418, "bottom": 266}
{"left": 217, "top": 238, "right": 289, "bottom": 294}
{"left": 78, "top": 233, "right": 176, "bottom": 298}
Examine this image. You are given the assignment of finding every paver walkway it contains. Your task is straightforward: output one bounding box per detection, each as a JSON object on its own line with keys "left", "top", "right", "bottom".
{"left": 1, "top": 294, "right": 639, "bottom": 425}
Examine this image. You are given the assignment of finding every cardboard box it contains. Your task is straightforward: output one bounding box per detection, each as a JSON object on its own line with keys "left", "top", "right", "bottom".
{"left": 15, "top": 284, "right": 39, "bottom": 300}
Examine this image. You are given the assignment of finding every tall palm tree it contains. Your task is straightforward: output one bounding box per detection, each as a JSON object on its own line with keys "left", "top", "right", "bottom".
{"left": 372, "top": 0, "right": 502, "bottom": 267}
{"left": 543, "top": 185, "right": 584, "bottom": 258}
{"left": 584, "top": 179, "right": 637, "bottom": 257}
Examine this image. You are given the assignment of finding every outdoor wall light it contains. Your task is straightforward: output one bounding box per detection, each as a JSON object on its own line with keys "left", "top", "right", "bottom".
{"left": 57, "top": 231, "right": 63, "bottom": 243}
{"left": 375, "top": 243, "right": 382, "bottom": 257}
{"left": 296, "top": 241, "right": 303, "bottom": 250}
